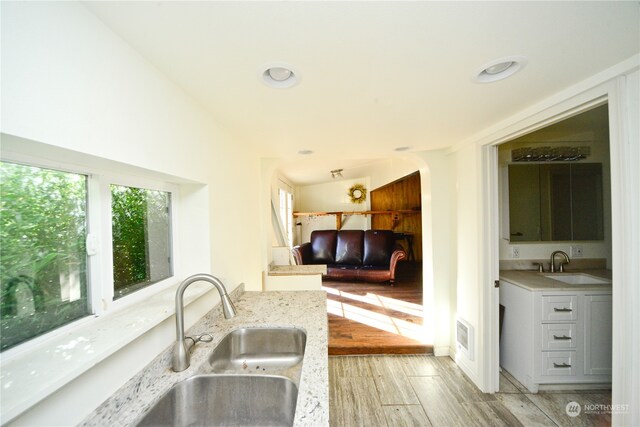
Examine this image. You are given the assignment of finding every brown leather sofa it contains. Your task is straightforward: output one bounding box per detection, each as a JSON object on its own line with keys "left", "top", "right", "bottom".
{"left": 292, "top": 230, "right": 406, "bottom": 285}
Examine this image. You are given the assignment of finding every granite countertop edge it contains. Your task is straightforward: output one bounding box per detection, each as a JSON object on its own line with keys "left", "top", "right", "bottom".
{"left": 499, "top": 269, "right": 612, "bottom": 291}
{"left": 80, "top": 288, "right": 329, "bottom": 427}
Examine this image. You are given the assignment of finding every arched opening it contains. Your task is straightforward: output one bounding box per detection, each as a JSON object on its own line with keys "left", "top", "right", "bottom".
{"left": 262, "top": 155, "right": 448, "bottom": 356}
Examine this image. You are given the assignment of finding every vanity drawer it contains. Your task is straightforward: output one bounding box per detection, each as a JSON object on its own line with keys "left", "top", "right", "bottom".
{"left": 542, "top": 295, "right": 577, "bottom": 321}
{"left": 542, "top": 323, "right": 576, "bottom": 349}
{"left": 541, "top": 351, "right": 576, "bottom": 376}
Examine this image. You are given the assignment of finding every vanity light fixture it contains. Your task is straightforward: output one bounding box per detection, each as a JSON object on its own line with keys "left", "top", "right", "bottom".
{"left": 331, "top": 169, "right": 344, "bottom": 179}
{"left": 298, "top": 149, "right": 314, "bottom": 155}
{"left": 259, "top": 63, "right": 300, "bottom": 89}
{"left": 474, "top": 56, "right": 528, "bottom": 83}
{"left": 512, "top": 146, "right": 591, "bottom": 162}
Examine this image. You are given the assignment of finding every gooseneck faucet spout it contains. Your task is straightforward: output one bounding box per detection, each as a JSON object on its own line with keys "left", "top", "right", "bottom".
{"left": 172, "top": 273, "right": 237, "bottom": 372}
{"left": 550, "top": 251, "right": 570, "bottom": 273}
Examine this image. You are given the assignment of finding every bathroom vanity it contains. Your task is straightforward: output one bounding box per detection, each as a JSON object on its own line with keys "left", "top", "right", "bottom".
{"left": 499, "top": 270, "right": 612, "bottom": 393}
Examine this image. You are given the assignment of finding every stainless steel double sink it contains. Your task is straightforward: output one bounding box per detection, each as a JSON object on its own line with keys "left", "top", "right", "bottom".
{"left": 137, "top": 327, "right": 307, "bottom": 427}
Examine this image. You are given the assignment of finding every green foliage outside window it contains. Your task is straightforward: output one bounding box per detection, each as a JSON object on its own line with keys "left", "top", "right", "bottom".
{"left": 112, "top": 186, "right": 149, "bottom": 289}
{"left": 0, "top": 162, "right": 89, "bottom": 351}
{"left": 111, "top": 185, "right": 172, "bottom": 299}
{"left": 0, "top": 162, "right": 172, "bottom": 351}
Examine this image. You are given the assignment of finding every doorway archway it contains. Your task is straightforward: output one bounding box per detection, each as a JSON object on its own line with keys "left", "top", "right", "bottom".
{"left": 262, "top": 155, "right": 452, "bottom": 355}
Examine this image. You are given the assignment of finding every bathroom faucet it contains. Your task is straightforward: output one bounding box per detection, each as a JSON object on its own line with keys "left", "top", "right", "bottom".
{"left": 172, "top": 273, "right": 237, "bottom": 372}
{"left": 550, "top": 251, "right": 570, "bottom": 273}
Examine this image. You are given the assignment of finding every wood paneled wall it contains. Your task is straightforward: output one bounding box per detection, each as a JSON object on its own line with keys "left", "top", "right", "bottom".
{"left": 371, "top": 171, "right": 422, "bottom": 261}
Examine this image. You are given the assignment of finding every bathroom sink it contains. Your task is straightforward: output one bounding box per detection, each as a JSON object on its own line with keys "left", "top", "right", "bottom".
{"left": 544, "top": 273, "right": 611, "bottom": 285}
{"left": 137, "top": 374, "right": 298, "bottom": 427}
{"left": 208, "top": 327, "right": 306, "bottom": 375}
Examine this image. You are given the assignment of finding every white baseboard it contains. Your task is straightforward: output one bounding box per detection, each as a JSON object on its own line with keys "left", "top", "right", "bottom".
{"left": 455, "top": 353, "right": 482, "bottom": 388}
{"left": 433, "top": 346, "right": 451, "bottom": 357}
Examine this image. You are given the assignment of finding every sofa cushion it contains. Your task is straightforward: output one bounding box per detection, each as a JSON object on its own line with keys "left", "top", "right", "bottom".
{"left": 363, "top": 230, "right": 395, "bottom": 266}
{"left": 310, "top": 230, "right": 338, "bottom": 264}
{"left": 335, "top": 230, "right": 364, "bottom": 265}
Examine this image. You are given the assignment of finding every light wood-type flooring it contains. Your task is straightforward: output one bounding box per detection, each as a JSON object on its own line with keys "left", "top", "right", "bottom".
{"left": 329, "top": 355, "right": 612, "bottom": 427}
{"left": 324, "top": 262, "right": 431, "bottom": 355}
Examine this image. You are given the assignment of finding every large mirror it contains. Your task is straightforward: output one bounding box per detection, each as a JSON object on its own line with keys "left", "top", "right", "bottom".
{"left": 508, "top": 163, "right": 604, "bottom": 241}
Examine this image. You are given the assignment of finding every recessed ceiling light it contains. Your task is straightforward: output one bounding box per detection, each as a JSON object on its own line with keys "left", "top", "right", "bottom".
{"left": 298, "top": 149, "right": 313, "bottom": 155}
{"left": 394, "top": 146, "right": 411, "bottom": 152}
{"left": 259, "top": 63, "right": 300, "bottom": 89}
{"left": 268, "top": 67, "right": 292, "bottom": 82}
{"left": 484, "top": 62, "right": 513, "bottom": 75}
{"left": 474, "top": 56, "right": 528, "bottom": 83}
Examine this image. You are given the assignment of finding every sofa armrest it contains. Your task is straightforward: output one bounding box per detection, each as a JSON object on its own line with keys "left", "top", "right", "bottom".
{"left": 388, "top": 248, "right": 407, "bottom": 281}
{"left": 292, "top": 242, "right": 313, "bottom": 265}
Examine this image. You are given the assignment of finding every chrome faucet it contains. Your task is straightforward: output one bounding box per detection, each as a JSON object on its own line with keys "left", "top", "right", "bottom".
{"left": 550, "top": 251, "right": 570, "bottom": 273}
{"left": 172, "top": 273, "right": 237, "bottom": 372}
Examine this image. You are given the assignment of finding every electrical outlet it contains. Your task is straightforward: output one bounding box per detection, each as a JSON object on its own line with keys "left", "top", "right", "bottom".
{"left": 511, "top": 246, "right": 520, "bottom": 259}
{"left": 570, "top": 245, "right": 584, "bottom": 258}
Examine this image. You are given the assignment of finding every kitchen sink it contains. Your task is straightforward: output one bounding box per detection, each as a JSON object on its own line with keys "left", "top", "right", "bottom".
{"left": 544, "top": 273, "right": 611, "bottom": 285}
{"left": 138, "top": 328, "right": 306, "bottom": 426}
{"left": 208, "top": 327, "right": 306, "bottom": 376}
{"left": 136, "top": 374, "right": 298, "bottom": 427}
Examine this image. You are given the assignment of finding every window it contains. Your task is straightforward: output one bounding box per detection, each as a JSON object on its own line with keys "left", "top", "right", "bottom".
{"left": 279, "top": 188, "right": 293, "bottom": 247}
{"left": 111, "top": 185, "right": 172, "bottom": 299}
{"left": 0, "top": 160, "right": 175, "bottom": 351}
{"left": 0, "top": 162, "right": 90, "bottom": 351}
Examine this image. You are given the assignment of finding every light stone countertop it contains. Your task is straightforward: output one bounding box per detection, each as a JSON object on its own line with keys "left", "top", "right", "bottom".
{"left": 80, "top": 289, "right": 329, "bottom": 427}
{"left": 269, "top": 264, "right": 327, "bottom": 276}
{"left": 500, "top": 269, "right": 612, "bottom": 291}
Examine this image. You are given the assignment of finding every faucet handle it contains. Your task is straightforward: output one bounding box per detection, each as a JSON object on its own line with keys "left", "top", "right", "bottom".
{"left": 185, "top": 334, "right": 214, "bottom": 347}
{"left": 559, "top": 262, "right": 567, "bottom": 273}
{"left": 195, "top": 333, "right": 213, "bottom": 343}
{"left": 533, "top": 262, "right": 544, "bottom": 273}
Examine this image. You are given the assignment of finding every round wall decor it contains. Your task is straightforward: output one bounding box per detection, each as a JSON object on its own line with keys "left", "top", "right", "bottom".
{"left": 348, "top": 184, "right": 367, "bottom": 204}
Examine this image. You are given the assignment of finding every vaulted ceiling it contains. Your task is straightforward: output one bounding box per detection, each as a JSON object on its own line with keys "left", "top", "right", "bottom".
{"left": 84, "top": 1, "right": 639, "bottom": 183}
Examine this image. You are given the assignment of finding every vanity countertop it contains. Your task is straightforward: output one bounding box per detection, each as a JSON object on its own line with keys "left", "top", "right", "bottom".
{"left": 81, "top": 290, "right": 329, "bottom": 427}
{"left": 500, "top": 269, "right": 612, "bottom": 292}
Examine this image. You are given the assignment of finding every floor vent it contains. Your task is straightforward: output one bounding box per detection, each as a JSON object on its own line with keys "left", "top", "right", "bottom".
{"left": 456, "top": 318, "right": 474, "bottom": 361}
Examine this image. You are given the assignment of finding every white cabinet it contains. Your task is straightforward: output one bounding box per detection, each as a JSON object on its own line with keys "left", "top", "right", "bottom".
{"left": 541, "top": 295, "right": 577, "bottom": 321}
{"left": 541, "top": 323, "right": 576, "bottom": 350}
{"left": 500, "top": 281, "right": 611, "bottom": 392}
{"left": 583, "top": 294, "right": 612, "bottom": 376}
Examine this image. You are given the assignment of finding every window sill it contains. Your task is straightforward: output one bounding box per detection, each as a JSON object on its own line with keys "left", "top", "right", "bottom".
{"left": 0, "top": 281, "right": 213, "bottom": 423}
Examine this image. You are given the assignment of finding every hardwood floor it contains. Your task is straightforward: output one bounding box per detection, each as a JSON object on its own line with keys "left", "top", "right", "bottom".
{"left": 329, "top": 355, "right": 612, "bottom": 427}
{"left": 323, "top": 262, "right": 431, "bottom": 355}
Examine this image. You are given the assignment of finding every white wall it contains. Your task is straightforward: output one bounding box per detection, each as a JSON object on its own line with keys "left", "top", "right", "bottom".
{"left": 295, "top": 177, "right": 371, "bottom": 242}
{"left": 355, "top": 157, "right": 419, "bottom": 191}
{"left": 451, "top": 144, "right": 484, "bottom": 381}
{"left": 409, "top": 151, "right": 456, "bottom": 357}
{"left": 610, "top": 68, "right": 640, "bottom": 427}
{"left": 1, "top": 2, "right": 261, "bottom": 424}
{"left": 1, "top": 1, "right": 262, "bottom": 289}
